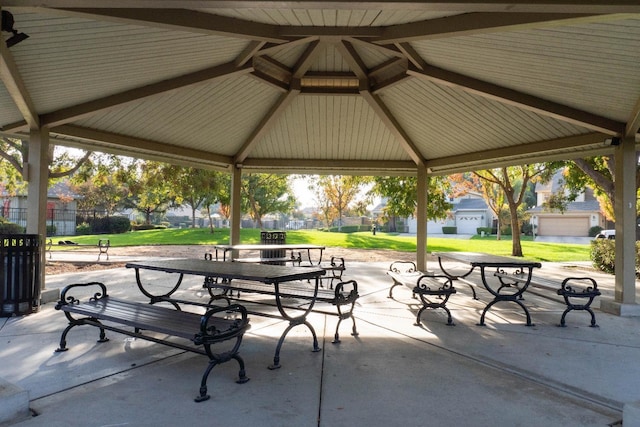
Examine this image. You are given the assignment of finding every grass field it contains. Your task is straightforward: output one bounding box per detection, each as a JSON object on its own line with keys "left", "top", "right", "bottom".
{"left": 53, "top": 228, "right": 592, "bottom": 263}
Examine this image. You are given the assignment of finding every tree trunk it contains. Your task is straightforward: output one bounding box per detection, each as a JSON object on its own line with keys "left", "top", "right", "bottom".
{"left": 206, "top": 205, "right": 215, "bottom": 233}
{"left": 509, "top": 202, "right": 523, "bottom": 257}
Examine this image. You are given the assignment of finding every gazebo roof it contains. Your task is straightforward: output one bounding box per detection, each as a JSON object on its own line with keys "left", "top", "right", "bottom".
{"left": 1, "top": 2, "right": 639, "bottom": 176}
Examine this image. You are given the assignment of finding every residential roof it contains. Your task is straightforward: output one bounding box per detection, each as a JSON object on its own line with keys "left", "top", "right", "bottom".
{"left": 1, "top": 3, "right": 639, "bottom": 177}
{"left": 453, "top": 198, "right": 488, "bottom": 211}
{"left": 529, "top": 199, "right": 602, "bottom": 213}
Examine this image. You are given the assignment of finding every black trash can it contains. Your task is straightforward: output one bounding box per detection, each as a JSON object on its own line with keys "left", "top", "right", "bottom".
{"left": 260, "top": 231, "right": 286, "bottom": 265}
{"left": 1, "top": 234, "right": 41, "bottom": 317}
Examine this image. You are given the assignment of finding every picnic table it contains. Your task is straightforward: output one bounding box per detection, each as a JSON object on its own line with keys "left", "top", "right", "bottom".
{"left": 433, "top": 252, "right": 542, "bottom": 326}
{"left": 126, "top": 258, "right": 326, "bottom": 369}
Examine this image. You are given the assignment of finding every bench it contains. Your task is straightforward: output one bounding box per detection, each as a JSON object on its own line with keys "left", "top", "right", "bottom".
{"left": 47, "top": 238, "right": 110, "bottom": 261}
{"left": 203, "top": 277, "right": 359, "bottom": 345}
{"left": 204, "top": 251, "right": 302, "bottom": 266}
{"left": 494, "top": 272, "right": 601, "bottom": 327}
{"left": 54, "top": 281, "right": 251, "bottom": 402}
{"left": 387, "top": 261, "right": 457, "bottom": 326}
{"left": 317, "top": 256, "right": 346, "bottom": 289}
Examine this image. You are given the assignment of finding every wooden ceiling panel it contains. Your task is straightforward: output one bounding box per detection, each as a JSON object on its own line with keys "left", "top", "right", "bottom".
{"left": 76, "top": 76, "right": 280, "bottom": 156}
{"left": 252, "top": 95, "right": 409, "bottom": 161}
{"left": 409, "top": 17, "right": 640, "bottom": 123}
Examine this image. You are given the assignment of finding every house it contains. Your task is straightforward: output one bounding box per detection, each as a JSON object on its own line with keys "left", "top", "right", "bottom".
{"left": 528, "top": 170, "right": 606, "bottom": 237}
{"left": 403, "top": 193, "right": 493, "bottom": 235}
{"left": 2, "top": 181, "right": 78, "bottom": 235}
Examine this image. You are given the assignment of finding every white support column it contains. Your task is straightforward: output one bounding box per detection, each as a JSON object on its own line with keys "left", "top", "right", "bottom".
{"left": 26, "top": 128, "right": 48, "bottom": 293}
{"left": 416, "top": 167, "right": 427, "bottom": 272}
{"left": 229, "top": 165, "right": 242, "bottom": 246}
{"left": 600, "top": 137, "right": 640, "bottom": 316}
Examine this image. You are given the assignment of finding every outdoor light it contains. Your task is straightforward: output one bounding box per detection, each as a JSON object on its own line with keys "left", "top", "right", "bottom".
{"left": 605, "top": 137, "right": 621, "bottom": 146}
{"left": 1, "top": 10, "right": 29, "bottom": 48}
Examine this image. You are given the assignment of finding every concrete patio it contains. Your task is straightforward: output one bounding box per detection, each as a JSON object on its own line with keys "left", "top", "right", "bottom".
{"left": 1, "top": 256, "right": 639, "bottom": 426}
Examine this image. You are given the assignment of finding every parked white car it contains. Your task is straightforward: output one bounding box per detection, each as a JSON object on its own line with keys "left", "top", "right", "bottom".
{"left": 596, "top": 229, "right": 615, "bottom": 239}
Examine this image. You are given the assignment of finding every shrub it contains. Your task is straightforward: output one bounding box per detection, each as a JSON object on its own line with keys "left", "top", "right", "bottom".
{"left": 46, "top": 224, "right": 57, "bottom": 236}
{"left": 590, "top": 239, "right": 640, "bottom": 275}
{"left": 89, "top": 216, "right": 131, "bottom": 234}
{"left": 442, "top": 226, "right": 457, "bottom": 234}
{"left": 590, "top": 239, "right": 616, "bottom": 274}
{"left": 0, "top": 218, "right": 24, "bottom": 234}
{"left": 76, "top": 222, "right": 91, "bottom": 235}
{"left": 588, "top": 226, "right": 603, "bottom": 237}
{"left": 476, "top": 227, "right": 492, "bottom": 235}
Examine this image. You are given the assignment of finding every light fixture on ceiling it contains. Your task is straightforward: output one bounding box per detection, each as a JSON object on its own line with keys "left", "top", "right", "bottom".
{"left": 604, "top": 137, "right": 621, "bottom": 146}
{"left": 2, "top": 10, "right": 29, "bottom": 48}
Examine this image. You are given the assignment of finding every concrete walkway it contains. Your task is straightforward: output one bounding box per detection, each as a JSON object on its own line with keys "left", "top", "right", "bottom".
{"left": 1, "top": 255, "right": 638, "bottom": 426}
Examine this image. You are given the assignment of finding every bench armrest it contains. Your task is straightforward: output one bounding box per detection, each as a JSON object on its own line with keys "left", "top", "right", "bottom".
{"left": 333, "top": 279, "right": 358, "bottom": 303}
{"left": 389, "top": 260, "right": 417, "bottom": 275}
{"left": 196, "top": 303, "right": 250, "bottom": 343}
{"left": 56, "top": 281, "right": 109, "bottom": 308}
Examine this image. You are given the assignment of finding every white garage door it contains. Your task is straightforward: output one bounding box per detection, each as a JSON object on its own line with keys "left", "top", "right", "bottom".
{"left": 537, "top": 216, "right": 589, "bottom": 237}
{"left": 456, "top": 214, "right": 482, "bottom": 234}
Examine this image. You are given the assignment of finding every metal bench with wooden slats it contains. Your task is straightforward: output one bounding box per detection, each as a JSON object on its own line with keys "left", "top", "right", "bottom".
{"left": 203, "top": 277, "right": 359, "bottom": 344}
{"left": 387, "top": 261, "right": 457, "bottom": 326}
{"left": 493, "top": 272, "right": 601, "bottom": 327}
{"left": 55, "top": 281, "right": 250, "bottom": 402}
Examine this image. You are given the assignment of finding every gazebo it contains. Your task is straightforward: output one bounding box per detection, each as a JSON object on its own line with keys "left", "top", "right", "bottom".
{"left": 1, "top": 1, "right": 638, "bottom": 315}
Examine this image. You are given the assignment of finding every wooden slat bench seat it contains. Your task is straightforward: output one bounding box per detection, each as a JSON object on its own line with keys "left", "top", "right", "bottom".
{"left": 204, "top": 277, "right": 359, "bottom": 344}
{"left": 494, "top": 272, "right": 601, "bottom": 327}
{"left": 387, "top": 261, "right": 457, "bottom": 326}
{"left": 55, "top": 281, "right": 250, "bottom": 402}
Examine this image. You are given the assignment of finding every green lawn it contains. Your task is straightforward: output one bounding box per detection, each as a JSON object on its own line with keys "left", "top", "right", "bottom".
{"left": 53, "top": 228, "right": 592, "bottom": 263}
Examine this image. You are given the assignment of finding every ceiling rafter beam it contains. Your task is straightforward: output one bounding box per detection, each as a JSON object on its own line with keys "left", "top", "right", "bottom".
{"left": 234, "top": 88, "right": 299, "bottom": 164}
{"left": 426, "top": 132, "right": 611, "bottom": 172}
{"left": 375, "top": 13, "right": 604, "bottom": 44}
{"left": 52, "top": 124, "right": 232, "bottom": 167}
{"left": 55, "top": 8, "right": 289, "bottom": 43}
{"left": 236, "top": 40, "right": 267, "bottom": 67}
{"left": 235, "top": 41, "right": 325, "bottom": 163}
{"left": 626, "top": 96, "right": 640, "bottom": 138}
{"left": 240, "top": 158, "right": 417, "bottom": 174}
{"left": 14, "top": 2, "right": 640, "bottom": 13}
{"left": 404, "top": 52, "right": 625, "bottom": 135}
{"left": 35, "top": 61, "right": 254, "bottom": 131}
{"left": 336, "top": 40, "right": 425, "bottom": 166}
{"left": 0, "top": 34, "right": 39, "bottom": 129}
{"left": 249, "top": 71, "right": 289, "bottom": 92}
{"left": 344, "top": 37, "right": 405, "bottom": 59}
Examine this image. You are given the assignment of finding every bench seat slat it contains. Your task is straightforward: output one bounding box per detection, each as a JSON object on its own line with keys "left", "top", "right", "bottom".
{"left": 61, "top": 297, "right": 234, "bottom": 341}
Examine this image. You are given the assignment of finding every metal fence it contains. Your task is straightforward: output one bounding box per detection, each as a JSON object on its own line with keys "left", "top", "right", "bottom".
{"left": 1, "top": 208, "right": 110, "bottom": 236}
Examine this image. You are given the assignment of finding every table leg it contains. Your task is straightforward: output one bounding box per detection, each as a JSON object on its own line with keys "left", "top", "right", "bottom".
{"left": 477, "top": 266, "right": 534, "bottom": 327}
{"left": 268, "top": 277, "right": 321, "bottom": 370}
{"left": 437, "top": 256, "right": 478, "bottom": 299}
{"left": 134, "top": 268, "right": 183, "bottom": 301}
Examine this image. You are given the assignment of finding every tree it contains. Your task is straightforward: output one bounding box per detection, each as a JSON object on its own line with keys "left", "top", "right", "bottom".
{"left": 473, "top": 164, "right": 560, "bottom": 257}
{"left": 0, "top": 137, "right": 92, "bottom": 187}
{"left": 370, "top": 176, "right": 451, "bottom": 232}
{"left": 120, "top": 160, "right": 178, "bottom": 225}
{"left": 315, "top": 175, "right": 367, "bottom": 231}
{"left": 560, "top": 155, "right": 640, "bottom": 222}
{"left": 241, "top": 173, "right": 293, "bottom": 228}
{"left": 70, "top": 153, "right": 132, "bottom": 214}
{"left": 171, "top": 166, "right": 226, "bottom": 231}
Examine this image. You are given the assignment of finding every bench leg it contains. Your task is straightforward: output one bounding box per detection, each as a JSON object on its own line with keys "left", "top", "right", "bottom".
{"left": 415, "top": 293, "right": 455, "bottom": 326}
{"left": 197, "top": 335, "right": 249, "bottom": 402}
{"left": 55, "top": 319, "right": 109, "bottom": 352}
{"left": 559, "top": 306, "right": 599, "bottom": 328}
{"left": 332, "top": 309, "right": 359, "bottom": 344}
